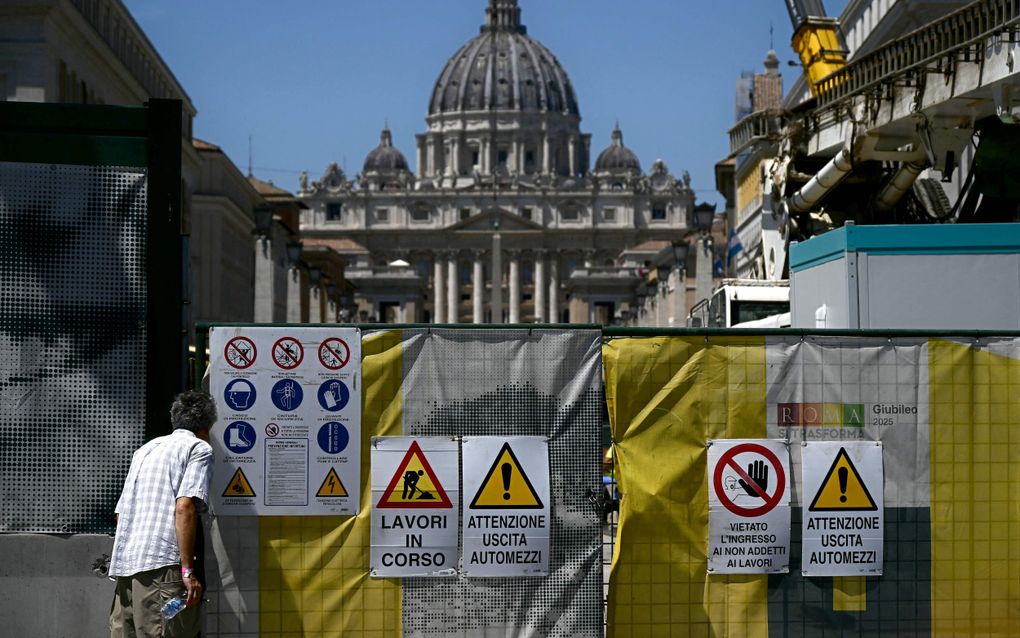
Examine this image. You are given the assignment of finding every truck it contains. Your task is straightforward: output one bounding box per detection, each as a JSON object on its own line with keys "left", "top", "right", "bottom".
{"left": 687, "top": 279, "right": 790, "bottom": 328}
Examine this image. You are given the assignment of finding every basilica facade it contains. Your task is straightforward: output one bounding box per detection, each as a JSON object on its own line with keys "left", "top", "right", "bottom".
{"left": 299, "top": 0, "right": 693, "bottom": 324}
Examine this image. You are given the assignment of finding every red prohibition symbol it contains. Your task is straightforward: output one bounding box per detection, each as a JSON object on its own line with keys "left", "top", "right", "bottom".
{"left": 713, "top": 443, "right": 786, "bottom": 518}
{"left": 318, "top": 338, "right": 351, "bottom": 370}
{"left": 224, "top": 336, "right": 256, "bottom": 369}
{"left": 272, "top": 337, "right": 304, "bottom": 370}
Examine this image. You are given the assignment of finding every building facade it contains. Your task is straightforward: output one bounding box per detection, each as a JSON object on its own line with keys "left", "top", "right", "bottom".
{"left": 299, "top": 0, "right": 694, "bottom": 324}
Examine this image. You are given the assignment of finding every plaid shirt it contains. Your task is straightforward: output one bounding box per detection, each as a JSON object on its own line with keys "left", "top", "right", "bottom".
{"left": 110, "top": 429, "right": 213, "bottom": 577}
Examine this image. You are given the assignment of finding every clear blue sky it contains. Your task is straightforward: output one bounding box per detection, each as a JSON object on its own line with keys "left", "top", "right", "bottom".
{"left": 124, "top": 0, "right": 847, "bottom": 207}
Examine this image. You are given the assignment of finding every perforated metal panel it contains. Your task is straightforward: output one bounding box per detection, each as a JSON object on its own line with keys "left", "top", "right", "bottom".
{"left": 400, "top": 328, "right": 604, "bottom": 637}
{"left": 0, "top": 161, "right": 148, "bottom": 533}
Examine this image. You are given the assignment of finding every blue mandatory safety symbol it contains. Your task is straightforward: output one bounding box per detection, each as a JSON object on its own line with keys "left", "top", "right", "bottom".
{"left": 223, "top": 378, "right": 257, "bottom": 411}
{"left": 223, "top": 421, "right": 256, "bottom": 454}
{"left": 317, "top": 421, "right": 350, "bottom": 454}
{"left": 317, "top": 380, "right": 350, "bottom": 412}
{"left": 271, "top": 379, "right": 303, "bottom": 412}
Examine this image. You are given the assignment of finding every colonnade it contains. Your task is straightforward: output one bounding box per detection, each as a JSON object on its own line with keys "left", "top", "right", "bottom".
{"left": 430, "top": 250, "right": 560, "bottom": 324}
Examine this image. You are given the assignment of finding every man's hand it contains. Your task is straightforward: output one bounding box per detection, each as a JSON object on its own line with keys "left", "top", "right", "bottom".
{"left": 183, "top": 569, "right": 202, "bottom": 607}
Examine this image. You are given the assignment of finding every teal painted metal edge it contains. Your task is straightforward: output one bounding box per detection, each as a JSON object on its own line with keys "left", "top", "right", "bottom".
{"left": 790, "top": 227, "right": 850, "bottom": 272}
{"left": 792, "top": 223, "right": 1020, "bottom": 272}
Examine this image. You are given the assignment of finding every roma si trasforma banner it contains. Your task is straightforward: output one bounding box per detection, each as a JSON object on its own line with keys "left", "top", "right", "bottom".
{"left": 603, "top": 335, "right": 1020, "bottom": 637}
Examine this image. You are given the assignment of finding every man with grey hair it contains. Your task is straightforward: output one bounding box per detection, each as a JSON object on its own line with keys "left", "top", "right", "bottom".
{"left": 109, "top": 391, "right": 217, "bottom": 637}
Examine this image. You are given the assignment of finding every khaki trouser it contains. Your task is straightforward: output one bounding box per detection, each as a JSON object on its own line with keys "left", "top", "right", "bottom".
{"left": 110, "top": 565, "right": 201, "bottom": 638}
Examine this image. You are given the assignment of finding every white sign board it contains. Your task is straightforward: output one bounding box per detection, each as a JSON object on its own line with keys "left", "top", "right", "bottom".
{"left": 708, "top": 439, "right": 791, "bottom": 574}
{"left": 801, "top": 441, "right": 884, "bottom": 576}
{"left": 370, "top": 437, "right": 459, "bottom": 577}
{"left": 209, "top": 327, "right": 361, "bottom": 515}
{"left": 462, "top": 436, "right": 550, "bottom": 577}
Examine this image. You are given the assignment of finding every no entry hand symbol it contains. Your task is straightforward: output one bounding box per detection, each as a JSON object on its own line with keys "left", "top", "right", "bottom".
{"left": 714, "top": 443, "right": 786, "bottom": 518}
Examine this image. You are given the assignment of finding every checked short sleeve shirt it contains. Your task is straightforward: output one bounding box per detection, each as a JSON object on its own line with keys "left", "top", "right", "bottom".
{"left": 109, "top": 429, "right": 214, "bottom": 577}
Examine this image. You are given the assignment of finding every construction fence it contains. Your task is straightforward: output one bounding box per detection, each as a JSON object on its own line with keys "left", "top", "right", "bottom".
{"left": 194, "top": 327, "right": 1019, "bottom": 637}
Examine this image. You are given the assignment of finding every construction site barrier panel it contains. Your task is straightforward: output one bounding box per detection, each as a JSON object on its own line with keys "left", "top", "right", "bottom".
{"left": 604, "top": 334, "right": 1020, "bottom": 637}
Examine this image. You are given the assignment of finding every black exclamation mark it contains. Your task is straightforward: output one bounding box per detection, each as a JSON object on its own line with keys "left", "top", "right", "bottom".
{"left": 838, "top": 467, "right": 848, "bottom": 503}
{"left": 501, "top": 462, "right": 512, "bottom": 501}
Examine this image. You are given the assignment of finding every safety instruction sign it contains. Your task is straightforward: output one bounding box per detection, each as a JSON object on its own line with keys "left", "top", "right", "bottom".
{"left": 801, "top": 441, "right": 884, "bottom": 576}
{"left": 707, "top": 439, "right": 791, "bottom": 574}
{"left": 209, "top": 327, "right": 361, "bottom": 516}
{"left": 370, "top": 437, "right": 458, "bottom": 578}
{"left": 462, "top": 437, "right": 550, "bottom": 577}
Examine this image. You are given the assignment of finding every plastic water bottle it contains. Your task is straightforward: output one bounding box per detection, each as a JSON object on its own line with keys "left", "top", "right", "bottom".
{"left": 161, "top": 595, "right": 187, "bottom": 619}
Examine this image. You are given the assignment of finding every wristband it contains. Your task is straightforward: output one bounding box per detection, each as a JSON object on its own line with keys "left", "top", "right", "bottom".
{"left": 181, "top": 566, "right": 195, "bottom": 579}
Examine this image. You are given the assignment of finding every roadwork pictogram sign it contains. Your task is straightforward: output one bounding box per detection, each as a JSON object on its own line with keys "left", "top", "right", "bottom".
{"left": 376, "top": 440, "right": 452, "bottom": 508}
{"left": 707, "top": 439, "right": 791, "bottom": 574}
{"left": 316, "top": 467, "right": 349, "bottom": 498}
{"left": 802, "top": 441, "right": 884, "bottom": 576}
{"left": 371, "top": 437, "right": 459, "bottom": 578}
{"left": 462, "top": 436, "right": 550, "bottom": 577}
{"left": 223, "top": 467, "right": 255, "bottom": 497}
{"left": 469, "top": 442, "right": 543, "bottom": 509}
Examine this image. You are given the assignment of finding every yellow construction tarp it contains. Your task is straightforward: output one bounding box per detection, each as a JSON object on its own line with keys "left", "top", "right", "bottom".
{"left": 605, "top": 336, "right": 768, "bottom": 637}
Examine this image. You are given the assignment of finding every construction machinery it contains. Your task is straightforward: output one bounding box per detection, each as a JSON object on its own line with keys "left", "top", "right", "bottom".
{"left": 730, "top": 0, "right": 1020, "bottom": 282}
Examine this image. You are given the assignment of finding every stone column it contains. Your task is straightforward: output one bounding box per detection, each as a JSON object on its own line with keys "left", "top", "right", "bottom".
{"left": 672, "top": 266, "right": 687, "bottom": 326}
{"left": 568, "top": 136, "right": 577, "bottom": 177}
{"left": 426, "top": 136, "right": 436, "bottom": 177}
{"left": 534, "top": 252, "right": 547, "bottom": 323}
{"left": 472, "top": 252, "right": 485, "bottom": 324}
{"left": 548, "top": 254, "right": 560, "bottom": 323}
{"left": 415, "top": 137, "right": 426, "bottom": 179}
{"left": 452, "top": 137, "right": 461, "bottom": 176}
{"left": 308, "top": 285, "right": 323, "bottom": 324}
{"left": 447, "top": 252, "right": 459, "bottom": 323}
{"left": 253, "top": 237, "right": 275, "bottom": 323}
{"left": 508, "top": 251, "right": 521, "bottom": 324}
{"left": 542, "top": 136, "right": 552, "bottom": 174}
{"left": 433, "top": 255, "right": 446, "bottom": 323}
{"left": 491, "top": 233, "right": 503, "bottom": 323}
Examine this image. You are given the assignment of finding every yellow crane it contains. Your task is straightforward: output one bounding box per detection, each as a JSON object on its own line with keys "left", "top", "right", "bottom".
{"left": 784, "top": 0, "right": 847, "bottom": 95}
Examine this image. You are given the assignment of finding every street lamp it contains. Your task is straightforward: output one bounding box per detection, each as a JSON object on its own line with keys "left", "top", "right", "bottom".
{"left": 286, "top": 240, "right": 303, "bottom": 265}
{"left": 308, "top": 265, "right": 322, "bottom": 286}
{"left": 253, "top": 205, "right": 274, "bottom": 238}
{"left": 671, "top": 240, "right": 689, "bottom": 274}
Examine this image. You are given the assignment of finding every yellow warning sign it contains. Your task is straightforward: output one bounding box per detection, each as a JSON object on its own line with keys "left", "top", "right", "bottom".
{"left": 316, "top": 467, "right": 349, "bottom": 498}
{"left": 470, "top": 442, "right": 543, "bottom": 509}
{"left": 377, "top": 440, "right": 452, "bottom": 509}
{"left": 223, "top": 467, "right": 255, "bottom": 497}
{"left": 808, "top": 447, "right": 877, "bottom": 511}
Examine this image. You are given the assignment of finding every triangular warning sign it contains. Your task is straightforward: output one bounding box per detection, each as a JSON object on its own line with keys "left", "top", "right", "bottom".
{"left": 808, "top": 447, "right": 877, "bottom": 511}
{"left": 223, "top": 467, "right": 255, "bottom": 497}
{"left": 316, "top": 467, "right": 349, "bottom": 497}
{"left": 469, "top": 442, "right": 543, "bottom": 510}
{"left": 376, "top": 441, "right": 452, "bottom": 509}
